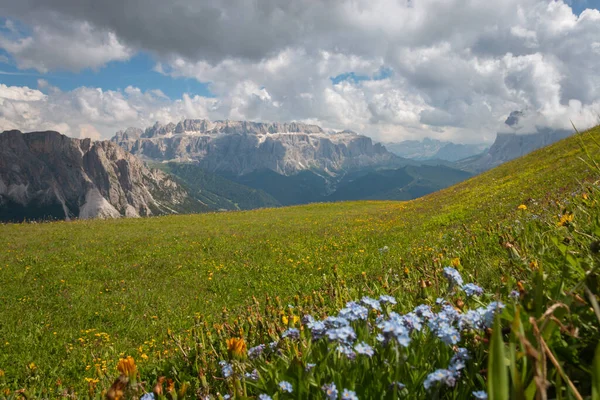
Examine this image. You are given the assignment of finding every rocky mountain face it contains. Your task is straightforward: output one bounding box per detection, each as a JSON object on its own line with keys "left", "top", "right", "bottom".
{"left": 0, "top": 130, "right": 206, "bottom": 222}
{"left": 385, "top": 138, "right": 487, "bottom": 162}
{"left": 111, "top": 119, "right": 397, "bottom": 175}
{"left": 459, "top": 129, "right": 573, "bottom": 173}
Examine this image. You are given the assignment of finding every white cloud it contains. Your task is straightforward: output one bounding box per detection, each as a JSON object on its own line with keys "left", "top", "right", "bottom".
{"left": 0, "top": 19, "right": 132, "bottom": 73}
{"left": 0, "top": 0, "right": 599, "bottom": 143}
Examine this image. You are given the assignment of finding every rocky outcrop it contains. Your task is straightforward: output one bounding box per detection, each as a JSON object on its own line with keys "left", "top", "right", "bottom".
{"left": 0, "top": 130, "right": 206, "bottom": 222}
{"left": 112, "top": 119, "right": 397, "bottom": 175}
{"left": 458, "top": 129, "right": 573, "bottom": 173}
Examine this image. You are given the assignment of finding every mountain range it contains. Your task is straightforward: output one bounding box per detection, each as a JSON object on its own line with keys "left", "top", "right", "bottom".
{"left": 111, "top": 120, "right": 398, "bottom": 176}
{"left": 384, "top": 138, "right": 488, "bottom": 162}
{"left": 0, "top": 119, "right": 576, "bottom": 222}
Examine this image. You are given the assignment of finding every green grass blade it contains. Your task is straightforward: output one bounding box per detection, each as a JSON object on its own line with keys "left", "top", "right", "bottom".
{"left": 488, "top": 312, "right": 509, "bottom": 400}
{"left": 593, "top": 342, "right": 600, "bottom": 400}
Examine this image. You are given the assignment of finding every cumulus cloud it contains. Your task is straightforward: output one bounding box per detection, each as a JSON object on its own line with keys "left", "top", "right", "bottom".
{"left": 0, "top": 0, "right": 599, "bottom": 143}
{"left": 0, "top": 18, "right": 132, "bottom": 73}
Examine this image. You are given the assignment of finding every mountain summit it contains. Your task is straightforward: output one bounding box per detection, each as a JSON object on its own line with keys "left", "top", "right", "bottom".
{"left": 111, "top": 119, "right": 397, "bottom": 175}
{"left": 0, "top": 130, "right": 206, "bottom": 222}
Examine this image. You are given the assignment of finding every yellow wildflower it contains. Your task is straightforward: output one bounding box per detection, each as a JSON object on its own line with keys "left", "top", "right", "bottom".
{"left": 451, "top": 258, "right": 460, "bottom": 267}
{"left": 28, "top": 362, "right": 36, "bottom": 371}
{"left": 281, "top": 315, "right": 289, "bottom": 325}
{"left": 517, "top": 204, "right": 527, "bottom": 210}
{"left": 226, "top": 337, "right": 247, "bottom": 359}
{"left": 116, "top": 356, "right": 137, "bottom": 379}
{"left": 557, "top": 213, "right": 574, "bottom": 227}
{"left": 141, "top": 353, "right": 148, "bottom": 361}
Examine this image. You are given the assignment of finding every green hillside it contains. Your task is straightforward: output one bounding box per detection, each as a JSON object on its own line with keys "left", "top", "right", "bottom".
{"left": 157, "top": 163, "right": 281, "bottom": 211}
{"left": 0, "top": 126, "right": 599, "bottom": 398}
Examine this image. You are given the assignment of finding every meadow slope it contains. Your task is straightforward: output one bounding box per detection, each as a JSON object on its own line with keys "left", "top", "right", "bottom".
{"left": 1, "top": 126, "right": 599, "bottom": 395}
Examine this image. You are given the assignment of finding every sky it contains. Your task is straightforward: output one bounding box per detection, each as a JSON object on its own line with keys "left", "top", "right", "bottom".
{"left": 0, "top": 0, "right": 599, "bottom": 144}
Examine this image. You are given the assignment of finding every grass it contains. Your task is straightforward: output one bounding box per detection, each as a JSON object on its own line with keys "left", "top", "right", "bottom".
{"left": 0, "top": 126, "right": 599, "bottom": 397}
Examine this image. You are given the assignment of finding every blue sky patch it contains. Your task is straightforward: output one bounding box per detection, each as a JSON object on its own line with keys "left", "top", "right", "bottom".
{"left": 0, "top": 51, "right": 214, "bottom": 99}
{"left": 330, "top": 67, "right": 393, "bottom": 85}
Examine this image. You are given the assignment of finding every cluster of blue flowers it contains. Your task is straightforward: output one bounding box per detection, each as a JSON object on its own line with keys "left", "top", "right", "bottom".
{"left": 221, "top": 267, "right": 504, "bottom": 398}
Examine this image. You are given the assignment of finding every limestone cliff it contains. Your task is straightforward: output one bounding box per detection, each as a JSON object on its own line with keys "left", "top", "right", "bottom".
{"left": 112, "top": 119, "right": 397, "bottom": 175}
{"left": 0, "top": 130, "right": 206, "bottom": 222}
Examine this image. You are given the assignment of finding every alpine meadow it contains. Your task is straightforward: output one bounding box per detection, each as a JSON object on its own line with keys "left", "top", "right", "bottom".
{"left": 1, "top": 126, "right": 600, "bottom": 398}
{"left": 2, "top": 1, "right": 600, "bottom": 399}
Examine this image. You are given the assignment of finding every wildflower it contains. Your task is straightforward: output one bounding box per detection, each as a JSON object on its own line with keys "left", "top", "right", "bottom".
{"left": 439, "top": 305, "right": 461, "bottom": 323}
{"left": 140, "top": 393, "right": 155, "bottom": 400}
{"left": 219, "top": 361, "right": 233, "bottom": 378}
{"left": 459, "top": 310, "right": 483, "bottom": 331}
{"left": 378, "top": 313, "right": 411, "bottom": 347}
{"left": 278, "top": 381, "right": 293, "bottom": 393}
{"left": 281, "top": 328, "right": 300, "bottom": 340}
{"left": 443, "top": 267, "right": 464, "bottom": 288}
{"left": 423, "top": 369, "right": 457, "bottom": 390}
{"left": 339, "top": 302, "right": 369, "bottom": 321}
{"left": 517, "top": 204, "right": 527, "bottom": 210}
{"left": 401, "top": 312, "right": 423, "bottom": 332}
{"left": 248, "top": 344, "right": 266, "bottom": 359}
{"left": 557, "top": 213, "right": 574, "bottom": 226}
{"left": 244, "top": 369, "right": 259, "bottom": 381}
{"left": 389, "top": 382, "right": 406, "bottom": 391}
{"left": 324, "top": 316, "right": 350, "bottom": 328}
{"left": 376, "top": 333, "right": 386, "bottom": 343}
{"left": 258, "top": 395, "right": 272, "bottom": 400}
{"left": 480, "top": 302, "right": 505, "bottom": 328}
{"left": 360, "top": 296, "right": 382, "bottom": 311}
{"left": 379, "top": 246, "right": 389, "bottom": 254}
{"left": 436, "top": 322, "right": 461, "bottom": 346}
{"left": 413, "top": 304, "right": 434, "bottom": 320}
{"left": 450, "top": 348, "right": 470, "bottom": 364}
{"left": 223, "top": 395, "right": 232, "bottom": 400}
{"left": 226, "top": 337, "right": 247, "bottom": 359}
{"left": 116, "top": 356, "right": 137, "bottom": 380}
{"left": 305, "top": 363, "right": 316, "bottom": 372}
{"left": 379, "top": 294, "right": 397, "bottom": 305}
{"left": 268, "top": 341, "right": 279, "bottom": 350}
{"left": 342, "top": 389, "right": 359, "bottom": 400}
{"left": 473, "top": 390, "right": 488, "bottom": 399}
{"left": 326, "top": 326, "right": 357, "bottom": 344}
{"left": 337, "top": 344, "right": 356, "bottom": 360}
{"left": 354, "top": 342, "right": 374, "bottom": 357}
{"left": 322, "top": 383, "right": 338, "bottom": 400}
{"left": 509, "top": 290, "right": 520, "bottom": 300}
{"left": 307, "top": 319, "right": 327, "bottom": 340}
{"left": 462, "top": 283, "right": 484, "bottom": 297}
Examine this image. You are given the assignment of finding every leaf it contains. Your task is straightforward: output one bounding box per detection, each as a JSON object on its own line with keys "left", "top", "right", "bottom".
{"left": 488, "top": 313, "right": 509, "bottom": 400}
{"left": 593, "top": 342, "right": 600, "bottom": 400}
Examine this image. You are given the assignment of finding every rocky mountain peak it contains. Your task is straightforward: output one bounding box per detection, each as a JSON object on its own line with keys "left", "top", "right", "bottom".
{"left": 111, "top": 119, "right": 398, "bottom": 176}
{"left": 0, "top": 130, "right": 205, "bottom": 222}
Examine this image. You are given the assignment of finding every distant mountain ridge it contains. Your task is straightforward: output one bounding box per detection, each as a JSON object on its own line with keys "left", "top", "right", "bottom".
{"left": 0, "top": 130, "right": 207, "bottom": 222}
{"left": 111, "top": 119, "right": 399, "bottom": 176}
{"left": 458, "top": 129, "right": 573, "bottom": 173}
{"left": 385, "top": 138, "right": 487, "bottom": 162}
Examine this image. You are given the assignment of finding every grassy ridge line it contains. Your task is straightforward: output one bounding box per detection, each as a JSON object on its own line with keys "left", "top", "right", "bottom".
{"left": 0, "top": 126, "right": 598, "bottom": 391}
